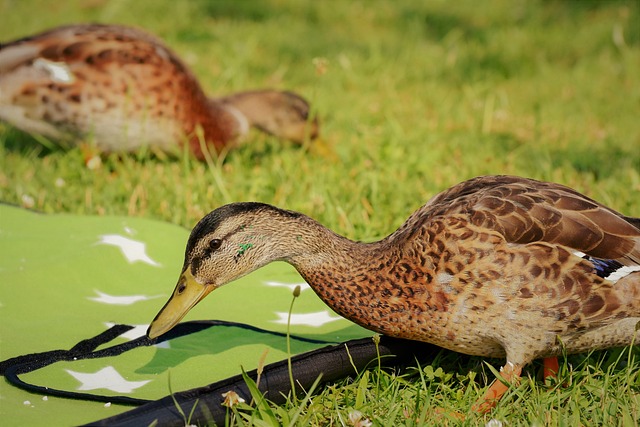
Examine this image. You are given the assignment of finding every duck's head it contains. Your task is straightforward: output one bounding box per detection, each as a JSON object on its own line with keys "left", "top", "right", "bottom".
{"left": 219, "top": 90, "right": 320, "bottom": 144}
{"left": 146, "top": 202, "right": 306, "bottom": 339}
{"left": 254, "top": 90, "right": 320, "bottom": 143}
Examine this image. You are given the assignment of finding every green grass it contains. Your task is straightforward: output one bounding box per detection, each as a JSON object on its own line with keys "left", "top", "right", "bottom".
{"left": 1, "top": 0, "right": 639, "bottom": 425}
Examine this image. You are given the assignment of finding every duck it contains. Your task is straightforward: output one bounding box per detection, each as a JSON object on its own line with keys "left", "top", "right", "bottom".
{"left": 0, "top": 24, "right": 319, "bottom": 159}
{"left": 147, "top": 175, "right": 640, "bottom": 412}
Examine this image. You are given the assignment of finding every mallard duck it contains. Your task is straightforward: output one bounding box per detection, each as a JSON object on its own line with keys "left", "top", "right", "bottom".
{"left": 0, "top": 24, "right": 319, "bottom": 159}
{"left": 147, "top": 175, "right": 640, "bottom": 412}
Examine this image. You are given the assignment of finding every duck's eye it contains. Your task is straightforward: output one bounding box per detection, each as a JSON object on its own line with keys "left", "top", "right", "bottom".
{"left": 177, "top": 283, "right": 186, "bottom": 294}
{"left": 209, "top": 239, "right": 222, "bottom": 251}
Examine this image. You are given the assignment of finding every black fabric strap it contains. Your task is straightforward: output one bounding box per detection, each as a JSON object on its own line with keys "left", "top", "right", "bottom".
{"left": 0, "top": 320, "right": 335, "bottom": 406}
{"left": 1, "top": 321, "right": 441, "bottom": 427}
{"left": 0, "top": 324, "right": 134, "bottom": 376}
{"left": 86, "top": 335, "right": 440, "bottom": 427}
{"left": 1, "top": 324, "right": 150, "bottom": 406}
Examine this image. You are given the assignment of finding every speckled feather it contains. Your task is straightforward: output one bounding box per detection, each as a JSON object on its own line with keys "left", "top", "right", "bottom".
{"left": 174, "top": 176, "right": 640, "bottom": 370}
{"left": 0, "top": 24, "right": 318, "bottom": 158}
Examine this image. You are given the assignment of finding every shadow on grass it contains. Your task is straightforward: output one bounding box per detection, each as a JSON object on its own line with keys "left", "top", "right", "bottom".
{"left": 0, "top": 126, "right": 65, "bottom": 158}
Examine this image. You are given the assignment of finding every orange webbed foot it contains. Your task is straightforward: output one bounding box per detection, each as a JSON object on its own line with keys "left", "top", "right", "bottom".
{"left": 472, "top": 362, "right": 523, "bottom": 414}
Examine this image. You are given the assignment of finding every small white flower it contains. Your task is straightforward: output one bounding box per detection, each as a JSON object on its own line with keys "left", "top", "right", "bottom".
{"left": 42, "top": 396, "right": 48, "bottom": 401}
{"left": 55, "top": 177, "right": 66, "bottom": 188}
{"left": 23, "top": 400, "right": 31, "bottom": 406}
{"left": 486, "top": 419, "right": 504, "bottom": 427}
{"left": 104, "top": 402, "right": 111, "bottom": 408}
{"left": 348, "top": 410, "right": 372, "bottom": 427}
{"left": 221, "top": 390, "right": 245, "bottom": 408}
{"left": 312, "top": 57, "right": 329, "bottom": 75}
{"left": 86, "top": 155, "right": 102, "bottom": 170}
{"left": 21, "top": 194, "right": 35, "bottom": 209}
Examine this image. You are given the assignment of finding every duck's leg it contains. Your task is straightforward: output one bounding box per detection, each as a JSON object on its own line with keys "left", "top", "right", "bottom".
{"left": 472, "top": 361, "right": 523, "bottom": 413}
{"left": 543, "top": 357, "right": 559, "bottom": 380}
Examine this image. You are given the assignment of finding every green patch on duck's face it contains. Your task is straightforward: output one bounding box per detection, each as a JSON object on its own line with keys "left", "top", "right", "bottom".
{"left": 234, "top": 242, "right": 254, "bottom": 261}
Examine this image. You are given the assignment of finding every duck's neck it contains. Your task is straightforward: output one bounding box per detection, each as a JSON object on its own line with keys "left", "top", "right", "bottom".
{"left": 287, "top": 225, "right": 385, "bottom": 280}
{"left": 283, "top": 216, "right": 415, "bottom": 333}
{"left": 183, "top": 99, "right": 247, "bottom": 159}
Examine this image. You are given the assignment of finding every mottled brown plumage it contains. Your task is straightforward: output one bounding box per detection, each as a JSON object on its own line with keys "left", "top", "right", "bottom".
{"left": 148, "top": 175, "right": 640, "bottom": 411}
{"left": 0, "top": 24, "right": 319, "bottom": 159}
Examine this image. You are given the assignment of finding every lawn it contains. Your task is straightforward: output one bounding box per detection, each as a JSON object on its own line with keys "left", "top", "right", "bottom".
{"left": 1, "top": 0, "right": 639, "bottom": 425}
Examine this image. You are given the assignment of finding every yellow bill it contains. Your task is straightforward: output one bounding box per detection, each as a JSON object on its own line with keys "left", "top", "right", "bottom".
{"left": 147, "top": 268, "right": 215, "bottom": 339}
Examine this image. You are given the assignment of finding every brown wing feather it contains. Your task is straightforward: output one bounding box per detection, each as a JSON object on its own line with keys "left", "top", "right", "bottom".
{"left": 422, "top": 175, "right": 640, "bottom": 264}
{"left": 1, "top": 24, "right": 171, "bottom": 68}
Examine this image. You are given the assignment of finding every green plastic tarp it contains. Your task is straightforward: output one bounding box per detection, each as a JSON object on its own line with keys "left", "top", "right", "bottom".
{"left": 0, "top": 204, "right": 372, "bottom": 426}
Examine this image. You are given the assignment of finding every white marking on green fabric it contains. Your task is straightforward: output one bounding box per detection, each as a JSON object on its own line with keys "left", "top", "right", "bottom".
{"left": 153, "top": 341, "right": 171, "bottom": 349}
{"left": 263, "top": 281, "right": 311, "bottom": 292}
{"left": 65, "top": 366, "right": 151, "bottom": 393}
{"left": 96, "top": 234, "right": 161, "bottom": 266}
{"left": 89, "top": 290, "right": 162, "bottom": 305}
{"left": 104, "top": 322, "right": 149, "bottom": 340}
{"left": 272, "top": 310, "right": 343, "bottom": 327}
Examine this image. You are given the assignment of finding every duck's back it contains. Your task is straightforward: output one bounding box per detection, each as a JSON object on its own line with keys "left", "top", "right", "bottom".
{"left": 406, "top": 175, "right": 639, "bottom": 263}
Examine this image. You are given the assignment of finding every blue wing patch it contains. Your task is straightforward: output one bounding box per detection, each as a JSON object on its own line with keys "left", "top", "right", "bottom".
{"left": 586, "top": 257, "right": 624, "bottom": 279}
{"left": 580, "top": 255, "right": 640, "bottom": 283}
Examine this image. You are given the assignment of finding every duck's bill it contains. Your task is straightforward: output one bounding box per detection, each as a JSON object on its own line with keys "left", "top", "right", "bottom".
{"left": 146, "top": 269, "right": 215, "bottom": 339}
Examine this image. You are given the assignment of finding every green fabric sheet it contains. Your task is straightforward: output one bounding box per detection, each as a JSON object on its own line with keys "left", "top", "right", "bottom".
{"left": 0, "top": 204, "right": 371, "bottom": 426}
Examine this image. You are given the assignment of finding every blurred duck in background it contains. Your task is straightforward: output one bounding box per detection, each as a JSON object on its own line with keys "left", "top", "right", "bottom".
{"left": 0, "top": 24, "right": 319, "bottom": 159}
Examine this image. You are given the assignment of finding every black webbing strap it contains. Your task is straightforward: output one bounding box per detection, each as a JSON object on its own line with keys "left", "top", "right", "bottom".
{"left": 85, "top": 335, "right": 441, "bottom": 427}
{"left": 1, "top": 321, "right": 442, "bottom": 427}
{"left": 0, "top": 320, "right": 335, "bottom": 406}
{"left": 1, "top": 324, "right": 149, "bottom": 406}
